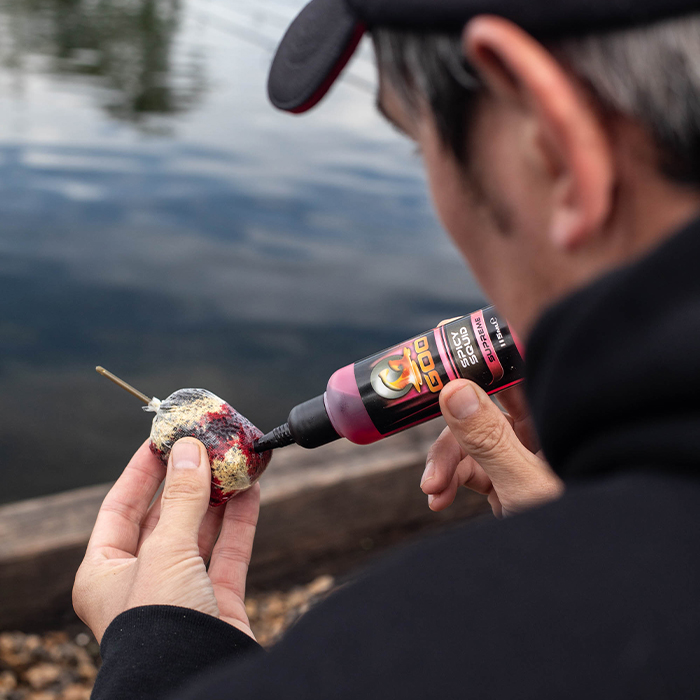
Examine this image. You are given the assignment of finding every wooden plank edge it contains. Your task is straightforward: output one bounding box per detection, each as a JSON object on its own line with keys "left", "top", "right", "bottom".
{"left": 0, "top": 424, "right": 493, "bottom": 630}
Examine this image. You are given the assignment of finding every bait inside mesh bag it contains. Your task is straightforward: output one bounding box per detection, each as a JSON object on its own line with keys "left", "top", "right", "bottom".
{"left": 148, "top": 388, "right": 271, "bottom": 506}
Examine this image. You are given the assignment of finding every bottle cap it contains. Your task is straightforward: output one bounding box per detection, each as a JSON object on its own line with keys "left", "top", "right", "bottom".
{"left": 289, "top": 395, "right": 341, "bottom": 449}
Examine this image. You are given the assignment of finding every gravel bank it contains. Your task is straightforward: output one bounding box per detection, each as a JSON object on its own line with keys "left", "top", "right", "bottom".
{"left": 0, "top": 575, "right": 336, "bottom": 699}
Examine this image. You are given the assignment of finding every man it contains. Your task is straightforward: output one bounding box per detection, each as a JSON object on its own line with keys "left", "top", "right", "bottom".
{"left": 74, "top": 0, "right": 700, "bottom": 697}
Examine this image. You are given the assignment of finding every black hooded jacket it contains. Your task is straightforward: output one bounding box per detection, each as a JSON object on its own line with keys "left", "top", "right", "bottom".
{"left": 91, "top": 215, "right": 700, "bottom": 700}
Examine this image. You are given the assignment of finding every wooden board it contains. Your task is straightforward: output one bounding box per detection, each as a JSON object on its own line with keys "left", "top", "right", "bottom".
{"left": 0, "top": 422, "right": 489, "bottom": 631}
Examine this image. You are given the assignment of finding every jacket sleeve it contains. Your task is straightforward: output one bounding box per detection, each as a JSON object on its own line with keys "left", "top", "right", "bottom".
{"left": 90, "top": 606, "right": 263, "bottom": 700}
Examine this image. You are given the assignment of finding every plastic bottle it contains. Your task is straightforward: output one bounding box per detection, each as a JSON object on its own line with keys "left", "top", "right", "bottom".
{"left": 255, "top": 306, "right": 525, "bottom": 452}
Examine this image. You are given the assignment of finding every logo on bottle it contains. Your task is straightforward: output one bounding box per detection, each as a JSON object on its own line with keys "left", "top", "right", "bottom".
{"left": 370, "top": 336, "right": 444, "bottom": 401}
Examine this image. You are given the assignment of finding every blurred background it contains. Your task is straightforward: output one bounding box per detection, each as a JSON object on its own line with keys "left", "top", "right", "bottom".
{"left": 0, "top": 0, "right": 484, "bottom": 505}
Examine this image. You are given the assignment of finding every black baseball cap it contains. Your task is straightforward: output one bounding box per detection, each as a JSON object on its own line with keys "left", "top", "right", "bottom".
{"left": 268, "top": 0, "right": 699, "bottom": 113}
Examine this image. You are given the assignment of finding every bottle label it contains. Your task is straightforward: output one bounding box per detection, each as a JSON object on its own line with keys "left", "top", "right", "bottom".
{"left": 354, "top": 307, "right": 524, "bottom": 436}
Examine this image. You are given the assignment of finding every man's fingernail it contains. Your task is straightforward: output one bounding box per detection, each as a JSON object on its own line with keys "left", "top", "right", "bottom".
{"left": 172, "top": 440, "right": 201, "bottom": 469}
{"left": 428, "top": 494, "right": 436, "bottom": 508}
{"left": 421, "top": 461, "right": 435, "bottom": 488}
{"left": 446, "top": 384, "right": 480, "bottom": 420}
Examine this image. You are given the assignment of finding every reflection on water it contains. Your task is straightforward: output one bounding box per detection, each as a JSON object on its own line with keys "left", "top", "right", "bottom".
{"left": 0, "top": 0, "right": 204, "bottom": 127}
{"left": 0, "top": 0, "right": 483, "bottom": 504}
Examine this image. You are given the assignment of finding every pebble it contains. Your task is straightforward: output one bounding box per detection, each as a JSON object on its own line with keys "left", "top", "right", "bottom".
{"left": 0, "top": 575, "right": 337, "bottom": 698}
{"left": 60, "top": 685, "right": 91, "bottom": 700}
{"left": 24, "top": 664, "right": 62, "bottom": 690}
{"left": 0, "top": 670, "right": 17, "bottom": 692}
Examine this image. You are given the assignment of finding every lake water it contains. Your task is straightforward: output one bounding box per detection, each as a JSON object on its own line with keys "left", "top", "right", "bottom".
{"left": 0, "top": 0, "right": 483, "bottom": 504}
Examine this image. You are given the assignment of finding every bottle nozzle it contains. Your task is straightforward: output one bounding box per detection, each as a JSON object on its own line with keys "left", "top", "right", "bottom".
{"left": 255, "top": 395, "right": 341, "bottom": 452}
{"left": 254, "top": 423, "right": 295, "bottom": 453}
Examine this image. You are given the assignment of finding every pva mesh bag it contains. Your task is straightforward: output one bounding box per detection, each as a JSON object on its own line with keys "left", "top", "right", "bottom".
{"left": 148, "top": 389, "right": 272, "bottom": 506}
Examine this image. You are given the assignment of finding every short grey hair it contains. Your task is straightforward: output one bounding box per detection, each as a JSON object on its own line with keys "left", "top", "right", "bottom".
{"left": 373, "top": 13, "right": 700, "bottom": 183}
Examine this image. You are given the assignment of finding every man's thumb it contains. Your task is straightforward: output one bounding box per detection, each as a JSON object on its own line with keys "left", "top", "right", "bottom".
{"left": 439, "top": 380, "right": 529, "bottom": 476}
{"left": 157, "top": 438, "right": 211, "bottom": 537}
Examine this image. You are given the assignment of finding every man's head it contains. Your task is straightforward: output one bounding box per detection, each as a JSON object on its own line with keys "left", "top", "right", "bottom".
{"left": 270, "top": 2, "right": 700, "bottom": 337}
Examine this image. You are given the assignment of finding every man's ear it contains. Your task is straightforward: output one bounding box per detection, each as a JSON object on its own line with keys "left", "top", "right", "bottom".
{"left": 462, "top": 16, "right": 615, "bottom": 251}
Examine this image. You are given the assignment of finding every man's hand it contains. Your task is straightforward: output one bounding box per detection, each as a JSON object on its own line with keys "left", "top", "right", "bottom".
{"left": 422, "top": 380, "right": 563, "bottom": 517}
{"left": 73, "top": 438, "right": 260, "bottom": 643}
